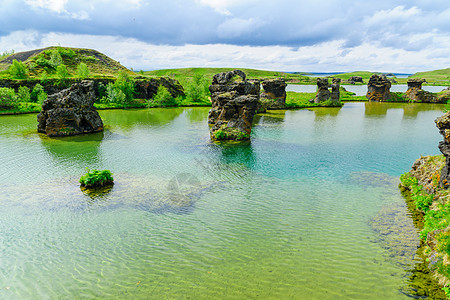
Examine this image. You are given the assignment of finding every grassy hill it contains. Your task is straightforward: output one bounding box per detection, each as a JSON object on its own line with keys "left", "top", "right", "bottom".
{"left": 0, "top": 46, "right": 131, "bottom": 79}
{"left": 410, "top": 68, "right": 450, "bottom": 82}
{"left": 144, "top": 67, "right": 316, "bottom": 84}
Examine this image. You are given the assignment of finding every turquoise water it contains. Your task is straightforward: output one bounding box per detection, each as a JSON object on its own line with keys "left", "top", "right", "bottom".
{"left": 0, "top": 103, "right": 445, "bottom": 299}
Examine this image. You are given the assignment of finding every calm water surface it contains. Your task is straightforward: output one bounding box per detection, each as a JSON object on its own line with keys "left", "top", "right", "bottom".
{"left": 0, "top": 103, "right": 445, "bottom": 299}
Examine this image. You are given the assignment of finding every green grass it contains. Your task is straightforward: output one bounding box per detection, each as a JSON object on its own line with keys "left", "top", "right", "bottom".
{"left": 411, "top": 68, "right": 450, "bottom": 84}
{"left": 285, "top": 91, "right": 343, "bottom": 108}
{"left": 144, "top": 67, "right": 316, "bottom": 84}
{"left": 0, "top": 102, "right": 41, "bottom": 114}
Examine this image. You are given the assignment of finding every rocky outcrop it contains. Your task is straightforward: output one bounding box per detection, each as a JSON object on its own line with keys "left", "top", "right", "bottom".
{"left": 366, "top": 74, "right": 391, "bottom": 101}
{"left": 313, "top": 78, "right": 331, "bottom": 103}
{"left": 37, "top": 80, "right": 103, "bottom": 137}
{"left": 208, "top": 70, "right": 259, "bottom": 141}
{"left": 435, "top": 112, "right": 450, "bottom": 188}
{"left": 405, "top": 79, "right": 438, "bottom": 103}
{"left": 0, "top": 77, "right": 184, "bottom": 100}
{"left": 134, "top": 77, "right": 185, "bottom": 99}
{"left": 348, "top": 76, "right": 363, "bottom": 84}
{"left": 312, "top": 77, "right": 341, "bottom": 104}
{"left": 260, "top": 78, "right": 287, "bottom": 109}
{"left": 331, "top": 78, "right": 341, "bottom": 104}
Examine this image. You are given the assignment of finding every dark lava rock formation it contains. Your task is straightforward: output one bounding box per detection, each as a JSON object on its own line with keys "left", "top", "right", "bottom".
{"left": 37, "top": 80, "right": 104, "bottom": 137}
{"left": 348, "top": 76, "right": 363, "bottom": 84}
{"left": 405, "top": 79, "right": 438, "bottom": 103}
{"left": 313, "top": 77, "right": 340, "bottom": 104}
{"left": 208, "top": 70, "right": 260, "bottom": 141}
{"left": 260, "top": 78, "right": 287, "bottom": 109}
{"left": 435, "top": 112, "right": 450, "bottom": 188}
{"left": 366, "top": 74, "right": 391, "bottom": 101}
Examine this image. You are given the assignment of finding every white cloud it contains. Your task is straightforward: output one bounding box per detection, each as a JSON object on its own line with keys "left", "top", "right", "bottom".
{"left": 195, "top": 0, "right": 250, "bottom": 15}
{"left": 2, "top": 30, "right": 450, "bottom": 73}
{"left": 364, "top": 5, "right": 421, "bottom": 26}
{"left": 25, "top": 0, "right": 68, "bottom": 13}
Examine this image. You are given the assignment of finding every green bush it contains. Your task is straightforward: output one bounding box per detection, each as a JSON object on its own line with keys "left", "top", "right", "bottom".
{"left": 400, "top": 172, "right": 434, "bottom": 213}
{"left": 49, "top": 50, "right": 63, "bottom": 68}
{"left": 77, "top": 62, "right": 90, "bottom": 79}
{"left": 31, "top": 84, "right": 47, "bottom": 103}
{"left": 151, "top": 85, "right": 177, "bottom": 107}
{"left": 0, "top": 87, "right": 17, "bottom": 107}
{"left": 17, "top": 86, "right": 31, "bottom": 102}
{"left": 214, "top": 130, "right": 227, "bottom": 140}
{"left": 103, "top": 83, "right": 126, "bottom": 105}
{"left": 8, "top": 59, "right": 28, "bottom": 79}
{"left": 56, "top": 64, "right": 69, "bottom": 85}
{"left": 57, "top": 47, "right": 75, "bottom": 58}
{"left": 79, "top": 169, "right": 114, "bottom": 188}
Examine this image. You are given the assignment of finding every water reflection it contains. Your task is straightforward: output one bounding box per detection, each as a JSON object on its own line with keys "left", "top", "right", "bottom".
{"left": 185, "top": 107, "right": 209, "bottom": 123}
{"left": 99, "top": 108, "right": 184, "bottom": 130}
{"left": 39, "top": 131, "right": 104, "bottom": 165}
{"left": 254, "top": 110, "right": 286, "bottom": 125}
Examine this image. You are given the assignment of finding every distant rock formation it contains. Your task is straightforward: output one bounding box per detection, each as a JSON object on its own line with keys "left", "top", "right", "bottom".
{"left": 405, "top": 78, "right": 438, "bottom": 103}
{"left": 313, "top": 78, "right": 331, "bottom": 103}
{"left": 134, "top": 77, "right": 185, "bottom": 99}
{"left": 366, "top": 74, "right": 391, "bottom": 101}
{"left": 208, "top": 70, "right": 260, "bottom": 141}
{"left": 331, "top": 78, "right": 341, "bottom": 104}
{"left": 435, "top": 112, "right": 450, "bottom": 188}
{"left": 348, "top": 76, "right": 363, "bottom": 84}
{"left": 260, "top": 78, "right": 287, "bottom": 109}
{"left": 37, "top": 80, "right": 104, "bottom": 137}
{"left": 312, "top": 77, "right": 341, "bottom": 104}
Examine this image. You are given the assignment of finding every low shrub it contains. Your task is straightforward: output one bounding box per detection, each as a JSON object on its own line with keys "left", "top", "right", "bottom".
{"left": 79, "top": 168, "right": 114, "bottom": 188}
{"left": 0, "top": 87, "right": 17, "bottom": 107}
{"left": 17, "top": 86, "right": 31, "bottom": 102}
{"left": 77, "top": 62, "right": 90, "bottom": 79}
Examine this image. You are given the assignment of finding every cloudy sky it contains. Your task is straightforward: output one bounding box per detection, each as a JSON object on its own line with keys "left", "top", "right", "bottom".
{"left": 1, "top": 0, "right": 450, "bottom": 73}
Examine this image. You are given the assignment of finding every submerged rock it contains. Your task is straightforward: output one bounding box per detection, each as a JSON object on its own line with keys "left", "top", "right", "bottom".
{"left": 366, "top": 74, "right": 391, "bottom": 102}
{"left": 435, "top": 112, "right": 450, "bottom": 188}
{"left": 208, "top": 70, "right": 260, "bottom": 141}
{"left": 405, "top": 79, "right": 438, "bottom": 103}
{"left": 260, "top": 78, "right": 287, "bottom": 109}
{"left": 37, "top": 80, "right": 103, "bottom": 137}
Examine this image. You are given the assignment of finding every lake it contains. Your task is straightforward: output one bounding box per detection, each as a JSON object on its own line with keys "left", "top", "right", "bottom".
{"left": 0, "top": 103, "right": 445, "bottom": 299}
{"left": 287, "top": 84, "right": 449, "bottom": 96}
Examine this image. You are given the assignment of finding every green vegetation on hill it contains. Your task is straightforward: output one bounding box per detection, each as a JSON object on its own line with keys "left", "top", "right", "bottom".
{"left": 144, "top": 67, "right": 315, "bottom": 84}
{"left": 411, "top": 68, "right": 450, "bottom": 83}
{"left": 0, "top": 47, "right": 131, "bottom": 79}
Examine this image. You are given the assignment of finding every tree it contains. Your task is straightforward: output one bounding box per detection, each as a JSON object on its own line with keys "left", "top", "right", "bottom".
{"left": 17, "top": 86, "right": 31, "bottom": 102}
{"left": 151, "top": 85, "right": 177, "bottom": 107}
{"left": 185, "top": 74, "right": 209, "bottom": 102}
